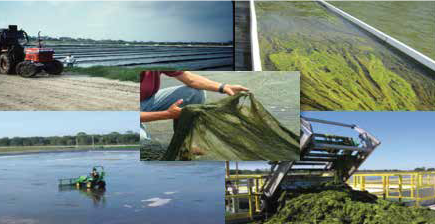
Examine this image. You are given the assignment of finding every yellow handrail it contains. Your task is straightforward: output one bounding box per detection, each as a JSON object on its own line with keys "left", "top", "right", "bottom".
{"left": 348, "top": 171, "right": 435, "bottom": 206}
{"left": 226, "top": 171, "right": 435, "bottom": 221}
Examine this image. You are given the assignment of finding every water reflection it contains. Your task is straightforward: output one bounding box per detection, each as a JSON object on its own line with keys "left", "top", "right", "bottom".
{"left": 58, "top": 185, "right": 107, "bottom": 207}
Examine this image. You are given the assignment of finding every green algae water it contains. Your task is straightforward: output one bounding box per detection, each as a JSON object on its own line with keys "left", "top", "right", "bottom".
{"left": 256, "top": 1, "right": 435, "bottom": 111}
{"left": 332, "top": 1, "right": 435, "bottom": 60}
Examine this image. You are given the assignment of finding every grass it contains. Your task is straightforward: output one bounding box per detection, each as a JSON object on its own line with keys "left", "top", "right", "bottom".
{"left": 64, "top": 66, "right": 177, "bottom": 82}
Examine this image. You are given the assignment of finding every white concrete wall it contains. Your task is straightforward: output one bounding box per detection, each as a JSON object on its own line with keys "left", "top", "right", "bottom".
{"left": 250, "top": 0, "right": 263, "bottom": 71}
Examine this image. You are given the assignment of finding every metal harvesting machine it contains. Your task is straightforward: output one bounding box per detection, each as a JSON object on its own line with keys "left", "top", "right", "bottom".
{"left": 259, "top": 117, "right": 381, "bottom": 214}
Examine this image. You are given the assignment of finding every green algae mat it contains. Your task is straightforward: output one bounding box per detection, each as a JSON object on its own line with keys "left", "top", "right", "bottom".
{"left": 162, "top": 92, "right": 300, "bottom": 161}
{"left": 256, "top": 1, "right": 435, "bottom": 111}
{"left": 262, "top": 182, "right": 435, "bottom": 224}
{"left": 143, "top": 71, "right": 300, "bottom": 154}
{"left": 332, "top": 1, "right": 435, "bottom": 60}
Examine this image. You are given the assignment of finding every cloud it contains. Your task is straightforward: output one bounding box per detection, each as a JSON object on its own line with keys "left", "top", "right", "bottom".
{"left": 0, "top": 1, "right": 233, "bottom": 42}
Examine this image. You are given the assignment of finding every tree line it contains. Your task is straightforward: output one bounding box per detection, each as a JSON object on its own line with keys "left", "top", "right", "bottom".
{"left": 0, "top": 131, "right": 139, "bottom": 147}
{"left": 230, "top": 167, "right": 435, "bottom": 175}
{"left": 29, "top": 36, "right": 233, "bottom": 46}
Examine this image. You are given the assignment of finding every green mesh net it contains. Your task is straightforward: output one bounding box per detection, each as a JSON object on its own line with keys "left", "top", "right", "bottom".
{"left": 161, "top": 92, "right": 300, "bottom": 160}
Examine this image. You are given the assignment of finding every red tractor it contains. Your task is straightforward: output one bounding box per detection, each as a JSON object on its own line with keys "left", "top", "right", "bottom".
{"left": 0, "top": 25, "right": 63, "bottom": 78}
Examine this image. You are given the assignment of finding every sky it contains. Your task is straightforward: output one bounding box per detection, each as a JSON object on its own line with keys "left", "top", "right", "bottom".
{"left": 0, "top": 112, "right": 138, "bottom": 137}
{"left": 229, "top": 161, "right": 271, "bottom": 171}
{"left": 0, "top": 1, "right": 233, "bottom": 42}
{"left": 302, "top": 111, "right": 435, "bottom": 170}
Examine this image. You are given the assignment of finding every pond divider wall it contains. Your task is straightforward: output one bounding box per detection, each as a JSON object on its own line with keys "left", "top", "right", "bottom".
{"left": 318, "top": 0, "right": 435, "bottom": 72}
{"left": 250, "top": 0, "right": 263, "bottom": 71}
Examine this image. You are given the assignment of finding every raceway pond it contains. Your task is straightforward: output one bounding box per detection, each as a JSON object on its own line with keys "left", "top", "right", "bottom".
{"left": 0, "top": 151, "right": 224, "bottom": 224}
{"left": 332, "top": 1, "right": 435, "bottom": 60}
{"left": 28, "top": 44, "right": 234, "bottom": 70}
{"left": 256, "top": 1, "right": 435, "bottom": 111}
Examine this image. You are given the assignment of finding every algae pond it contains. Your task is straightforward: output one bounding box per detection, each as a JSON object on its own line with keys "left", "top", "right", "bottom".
{"left": 0, "top": 151, "right": 224, "bottom": 224}
{"left": 256, "top": 1, "right": 435, "bottom": 111}
{"left": 47, "top": 44, "right": 234, "bottom": 70}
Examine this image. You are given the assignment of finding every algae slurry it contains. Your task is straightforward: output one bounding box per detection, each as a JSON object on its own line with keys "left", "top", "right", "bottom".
{"left": 0, "top": 25, "right": 63, "bottom": 77}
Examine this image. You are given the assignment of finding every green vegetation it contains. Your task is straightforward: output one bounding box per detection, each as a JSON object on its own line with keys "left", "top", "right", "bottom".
{"left": 65, "top": 66, "right": 139, "bottom": 82}
{"left": 263, "top": 182, "right": 435, "bottom": 224}
{"left": 256, "top": 1, "right": 435, "bottom": 111}
{"left": 0, "top": 131, "right": 139, "bottom": 148}
{"left": 0, "top": 145, "right": 138, "bottom": 153}
{"left": 414, "top": 167, "right": 435, "bottom": 171}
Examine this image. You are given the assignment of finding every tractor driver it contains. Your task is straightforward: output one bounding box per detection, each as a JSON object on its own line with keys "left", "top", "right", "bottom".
{"left": 140, "top": 71, "right": 249, "bottom": 141}
{"left": 91, "top": 168, "right": 99, "bottom": 179}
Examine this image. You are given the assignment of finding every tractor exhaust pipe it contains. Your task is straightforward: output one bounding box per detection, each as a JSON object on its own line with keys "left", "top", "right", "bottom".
{"left": 38, "top": 31, "right": 42, "bottom": 48}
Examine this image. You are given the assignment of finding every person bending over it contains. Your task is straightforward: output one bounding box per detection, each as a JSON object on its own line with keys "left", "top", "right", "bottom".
{"left": 140, "top": 71, "right": 249, "bottom": 140}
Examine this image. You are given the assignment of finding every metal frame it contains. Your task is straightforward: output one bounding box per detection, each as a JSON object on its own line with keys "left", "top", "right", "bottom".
{"left": 300, "top": 117, "right": 381, "bottom": 179}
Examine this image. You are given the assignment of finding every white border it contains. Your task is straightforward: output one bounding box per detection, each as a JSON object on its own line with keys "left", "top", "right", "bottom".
{"left": 250, "top": 0, "right": 263, "bottom": 71}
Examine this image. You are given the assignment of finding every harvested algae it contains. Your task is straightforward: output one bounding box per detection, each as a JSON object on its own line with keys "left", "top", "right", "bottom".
{"left": 162, "top": 92, "right": 300, "bottom": 161}
{"left": 256, "top": 1, "right": 435, "bottom": 111}
{"left": 263, "top": 182, "right": 435, "bottom": 224}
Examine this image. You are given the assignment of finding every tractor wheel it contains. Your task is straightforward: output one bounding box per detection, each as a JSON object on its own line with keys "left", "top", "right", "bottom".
{"left": 98, "top": 181, "right": 106, "bottom": 189}
{"left": 45, "top": 60, "right": 63, "bottom": 75}
{"left": 16, "top": 61, "right": 39, "bottom": 78}
{"left": 0, "top": 54, "right": 14, "bottom": 74}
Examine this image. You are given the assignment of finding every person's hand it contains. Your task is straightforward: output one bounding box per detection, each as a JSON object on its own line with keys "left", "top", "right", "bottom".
{"left": 166, "top": 99, "right": 183, "bottom": 119}
{"left": 223, "top": 85, "right": 249, "bottom": 96}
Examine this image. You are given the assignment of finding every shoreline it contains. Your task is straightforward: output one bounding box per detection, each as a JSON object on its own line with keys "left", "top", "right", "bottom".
{"left": 0, "top": 145, "right": 140, "bottom": 157}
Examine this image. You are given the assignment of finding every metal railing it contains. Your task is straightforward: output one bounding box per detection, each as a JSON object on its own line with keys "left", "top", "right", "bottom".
{"left": 226, "top": 171, "right": 435, "bottom": 222}
{"left": 348, "top": 171, "right": 435, "bottom": 206}
{"left": 225, "top": 174, "right": 267, "bottom": 222}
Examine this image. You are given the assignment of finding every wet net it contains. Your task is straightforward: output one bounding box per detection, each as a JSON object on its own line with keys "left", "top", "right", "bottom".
{"left": 162, "top": 92, "right": 300, "bottom": 161}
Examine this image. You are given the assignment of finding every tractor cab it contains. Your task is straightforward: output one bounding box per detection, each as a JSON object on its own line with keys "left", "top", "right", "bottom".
{"left": 0, "top": 25, "right": 28, "bottom": 49}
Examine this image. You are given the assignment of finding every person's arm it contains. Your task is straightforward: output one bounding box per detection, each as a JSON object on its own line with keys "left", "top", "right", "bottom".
{"left": 175, "top": 71, "right": 249, "bottom": 95}
{"left": 140, "top": 99, "right": 183, "bottom": 122}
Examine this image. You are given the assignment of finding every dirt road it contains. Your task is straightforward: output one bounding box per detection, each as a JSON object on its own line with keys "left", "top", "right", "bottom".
{"left": 0, "top": 73, "right": 138, "bottom": 110}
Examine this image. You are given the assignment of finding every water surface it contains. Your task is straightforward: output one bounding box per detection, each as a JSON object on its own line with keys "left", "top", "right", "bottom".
{"left": 332, "top": 1, "right": 435, "bottom": 60}
{"left": 29, "top": 44, "right": 234, "bottom": 71}
{"left": 0, "top": 151, "right": 224, "bottom": 224}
